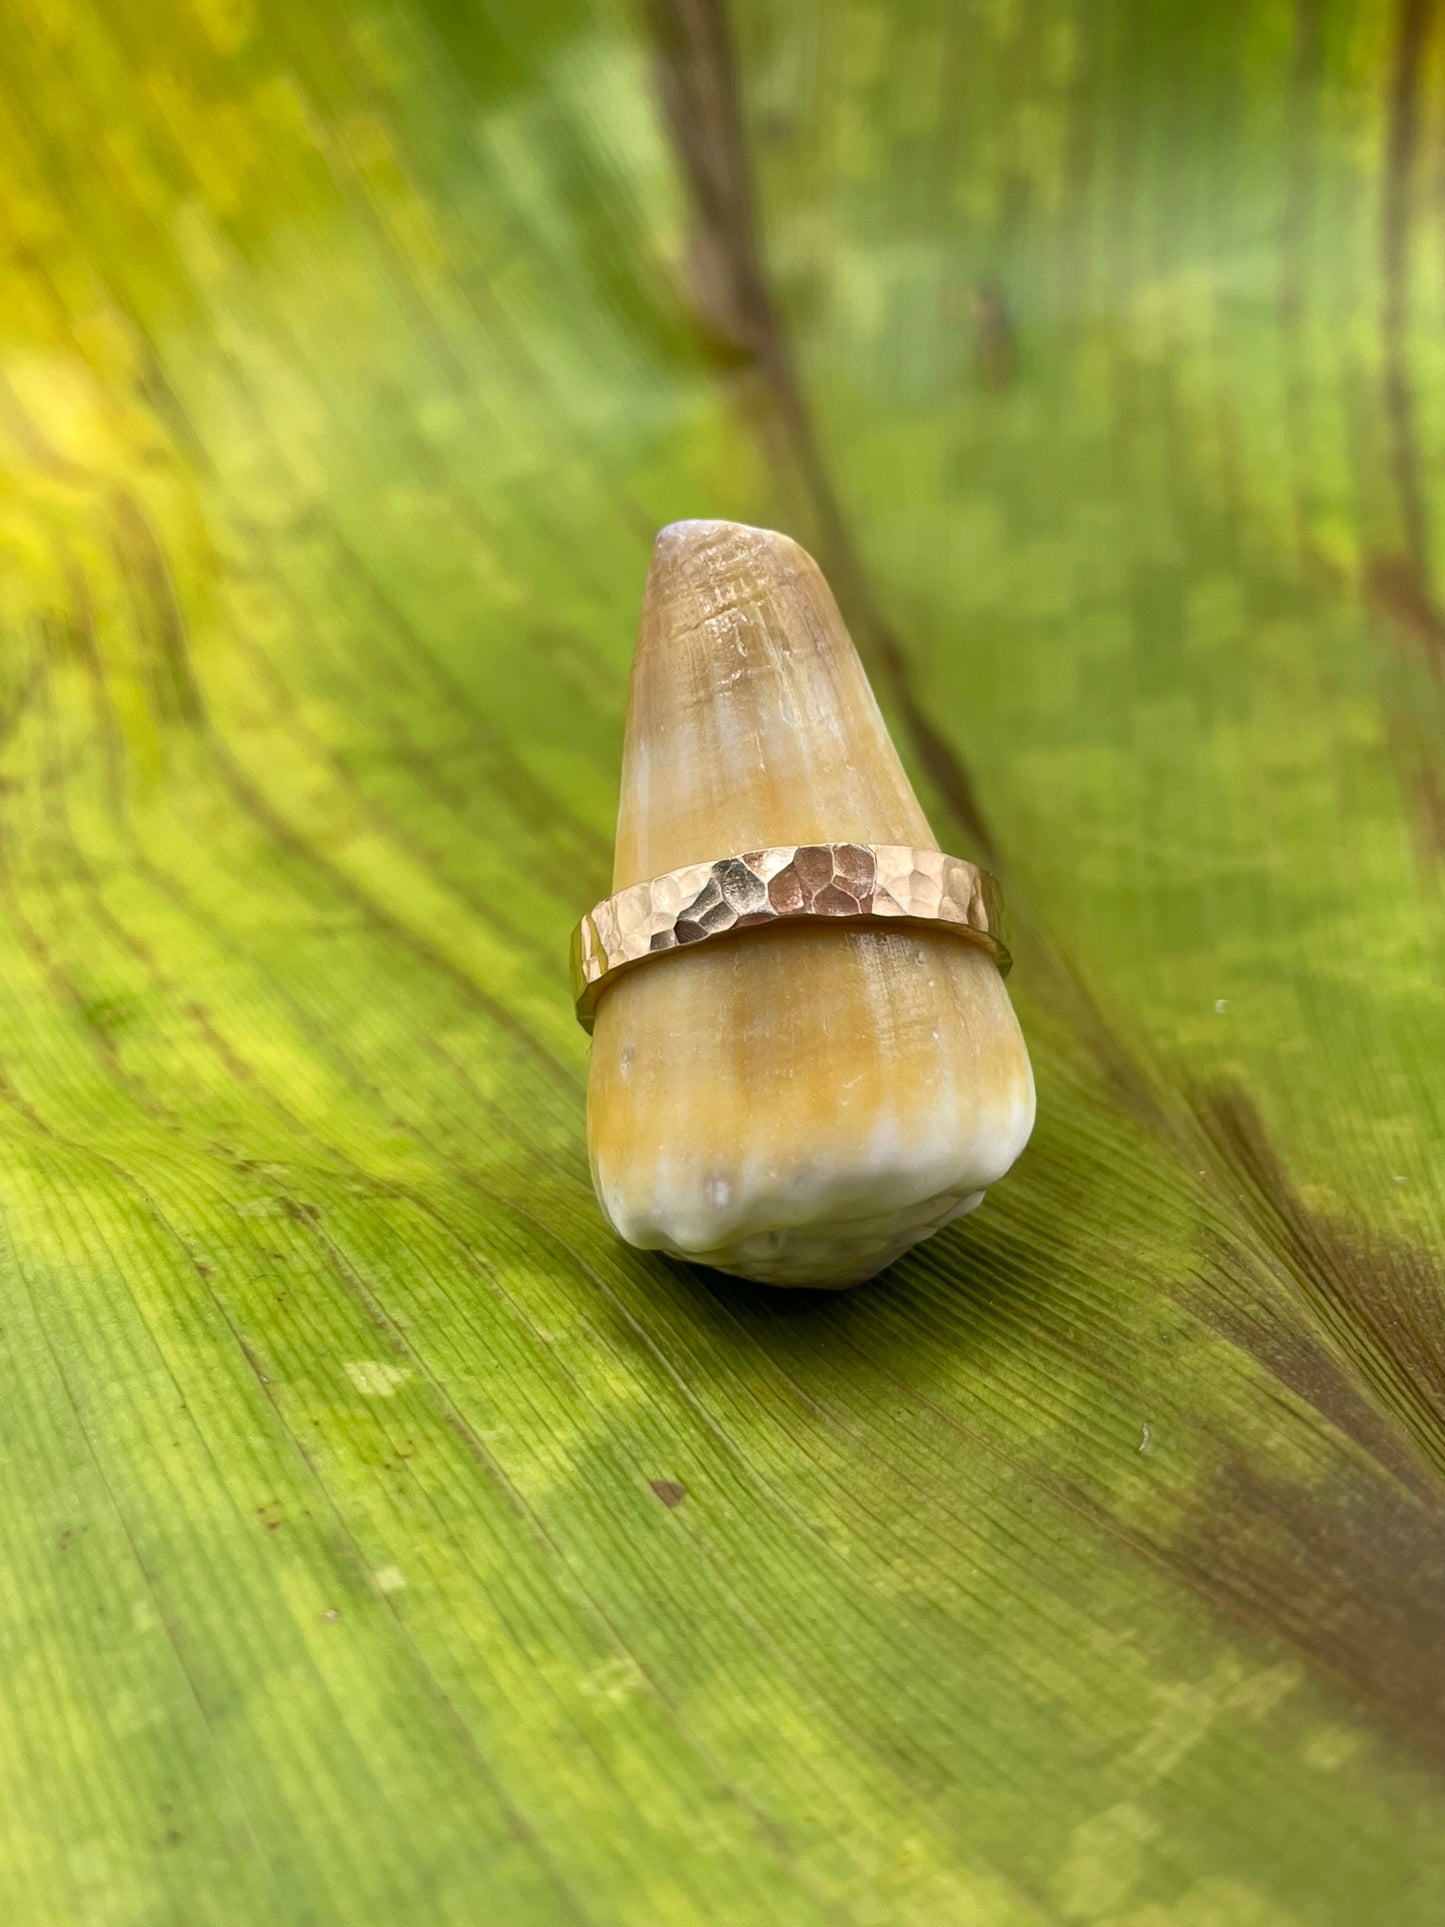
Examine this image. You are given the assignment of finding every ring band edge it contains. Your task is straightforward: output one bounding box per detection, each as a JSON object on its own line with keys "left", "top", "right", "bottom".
{"left": 570, "top": 845, "right": 1011, "bottom": 1035}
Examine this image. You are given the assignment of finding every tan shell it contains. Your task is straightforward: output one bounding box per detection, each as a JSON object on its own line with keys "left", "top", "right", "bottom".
{"left": 586, "top": 520, "right": 1035, "bottom": 1286}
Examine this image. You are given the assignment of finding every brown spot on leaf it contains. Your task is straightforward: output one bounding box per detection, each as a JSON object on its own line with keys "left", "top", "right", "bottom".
{"left": 1171, "top": 1445, "right": 1445, "bottom": 1766}
{"left": 1365, "top": 551, "right": 1445, "bottom": 670}
{"left": 971, "top": 281, "right": 1016, "bottom": 390}
{"left": 1196, "top": 1087, "right": 1445, "bottom": 1484}
{"left": 649, "top": 1479, "right": 687, "bottom": 1509}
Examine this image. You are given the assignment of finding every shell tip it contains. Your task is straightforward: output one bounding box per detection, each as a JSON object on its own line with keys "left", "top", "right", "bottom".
{"left": 650, "top": 517, "right": 802, "bottom": 565}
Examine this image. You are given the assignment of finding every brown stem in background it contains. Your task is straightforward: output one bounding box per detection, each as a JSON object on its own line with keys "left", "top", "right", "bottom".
{"left": 647, "top": 0, "right": 997, "bottom": 861}
{"left": 1278, "top": 0, "right": 1322, "bottom": 560}
{"left": 1381, "top": 0, "right": 1435, "bottom": 579}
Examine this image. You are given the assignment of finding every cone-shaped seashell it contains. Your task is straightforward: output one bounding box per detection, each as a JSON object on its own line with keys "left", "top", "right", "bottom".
{"left": 585, "top": 520, "right": 1035, "bottom": 1287}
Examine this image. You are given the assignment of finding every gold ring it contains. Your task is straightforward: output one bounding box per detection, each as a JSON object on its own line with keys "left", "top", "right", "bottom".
{"left": 570, "top": 843, "right": 1009, "bottom": 1033}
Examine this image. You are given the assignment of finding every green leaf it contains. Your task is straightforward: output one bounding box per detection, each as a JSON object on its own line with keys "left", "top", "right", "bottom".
{"left": 0, "top": 0, "right": 1442, "bottom": 1919}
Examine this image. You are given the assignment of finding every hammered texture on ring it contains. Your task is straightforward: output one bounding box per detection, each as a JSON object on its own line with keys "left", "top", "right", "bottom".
{"left": 571, "top": 843, "right": 1009, "bottom": 1031}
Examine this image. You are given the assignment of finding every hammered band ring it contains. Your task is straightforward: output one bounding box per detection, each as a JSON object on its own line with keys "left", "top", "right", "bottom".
{"left": 570, "top": 842, "right": 1009, "bottom": 1033}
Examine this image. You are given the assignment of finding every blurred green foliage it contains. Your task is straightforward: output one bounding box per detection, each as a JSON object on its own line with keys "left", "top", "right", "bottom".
{"left": 0, "top": 0, "right": 1441, "bottom": 1920}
